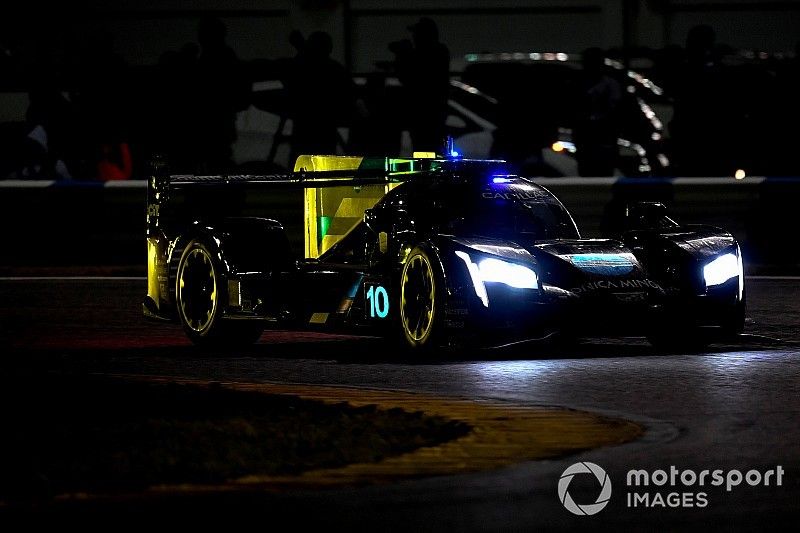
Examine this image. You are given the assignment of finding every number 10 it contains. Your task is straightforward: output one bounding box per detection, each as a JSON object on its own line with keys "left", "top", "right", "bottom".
{"left": 366, "top": 285, "right": 389, "bottom": 318}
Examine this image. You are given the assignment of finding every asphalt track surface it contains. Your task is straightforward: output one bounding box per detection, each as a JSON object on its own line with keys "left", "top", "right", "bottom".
{"left": 2, "top": 277, "right": 799, "bottom": 530}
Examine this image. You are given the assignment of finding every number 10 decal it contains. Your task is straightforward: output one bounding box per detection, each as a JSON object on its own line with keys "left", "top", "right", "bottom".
{"left": 366, "top": 284, "right": 389, "bottom": 318}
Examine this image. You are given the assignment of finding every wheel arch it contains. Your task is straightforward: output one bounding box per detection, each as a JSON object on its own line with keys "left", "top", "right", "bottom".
{"left": 168, "top": 217, "right": 292, "bottom": 304}
{"left": 394, "top": 237, "right": 455, "bottom": 295}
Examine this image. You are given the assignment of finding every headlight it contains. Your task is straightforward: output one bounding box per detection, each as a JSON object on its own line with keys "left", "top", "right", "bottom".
{"left": 703, "top": 252, "right": 741, "bottom": 288}
{"left": 455, "top": 251, "right": 538, "bottom": 307}
{"left": 478, "top": 258, "right": 539, "bottom": 288}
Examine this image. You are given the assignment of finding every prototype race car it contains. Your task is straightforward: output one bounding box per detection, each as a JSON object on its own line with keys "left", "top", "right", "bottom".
{"left": 143, "top": 151, "right": 744, "bottom": 350}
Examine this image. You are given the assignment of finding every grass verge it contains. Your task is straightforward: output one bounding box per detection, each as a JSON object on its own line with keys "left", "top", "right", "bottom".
{"left": 0, "top": 375, "right": 470, "bottom": 500}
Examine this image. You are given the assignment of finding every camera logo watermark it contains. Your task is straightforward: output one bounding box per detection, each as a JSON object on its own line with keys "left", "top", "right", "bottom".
{"left": 558, "top": 462, "right": 612, "bottom": 516}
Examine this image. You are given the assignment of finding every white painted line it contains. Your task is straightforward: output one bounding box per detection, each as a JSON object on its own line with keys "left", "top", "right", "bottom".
{"left": 673, "top": 177, "right": 766, "bottom": 185}
{"left": 0, "top": 180, "right": 54, "bottom": 187}
{"left": 104, "top": 180, "right": 146, "bottom": 188}
{"left": 0, "top": 276, "right": 146, "bottom": 281}
{"left": 0, "top": 180, "right": 146, "bottom": 188}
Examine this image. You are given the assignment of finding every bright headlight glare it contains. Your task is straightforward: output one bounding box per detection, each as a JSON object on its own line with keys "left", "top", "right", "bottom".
{"left": 456, "top": 252, "right": 538, "bottom": 308}
{"left": 478, "top": 258, "right": 539, "bottom": 289}
{"left": 455, "top": 251, "right": 489, "bottom": 307}
{"left": 737, "top": 248, "right": 744, "bottom": 300}
{"left": 703, "top": 252, "right": 741, "bottom": 287}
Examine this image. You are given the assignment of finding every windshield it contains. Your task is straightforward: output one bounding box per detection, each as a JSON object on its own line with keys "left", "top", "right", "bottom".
{"left": 412, "top": 178, "right": 580, "bottom": 241}
{"left": 448, "top": 195, "right": 579, "bottom": 241}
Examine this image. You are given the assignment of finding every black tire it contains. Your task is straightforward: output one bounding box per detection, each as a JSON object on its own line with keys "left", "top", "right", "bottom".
{"left": 721, "top": 290, "right": 746, "bottom": 338}
{"left": 175, "top": 239, "right": 264, "bottom": 346}
{"left": 398, "top": 245, "right": 445, "bottom": 351}
{"left": 650, "top": 286, "right": 746, "bottom": 350}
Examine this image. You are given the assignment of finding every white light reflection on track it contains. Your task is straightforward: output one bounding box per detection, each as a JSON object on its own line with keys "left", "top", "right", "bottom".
{"left": 690, "top": 350, "right": 799, "bottom": 417}
{"left": 698, "top": 350, "right": 795, "bottom": 374}
{"left": 467, "top": 360, "right": 561, "bottom": 391}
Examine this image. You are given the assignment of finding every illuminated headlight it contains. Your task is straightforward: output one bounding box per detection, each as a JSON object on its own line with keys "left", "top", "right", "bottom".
{"left": 478, "top": 258, "right": 539, "bottom": 288}
{"left": 703, "top": 252, "right": 742, "bottom": 288}
{"left": 455, "top": 252, "right": 538, "bottom": 307}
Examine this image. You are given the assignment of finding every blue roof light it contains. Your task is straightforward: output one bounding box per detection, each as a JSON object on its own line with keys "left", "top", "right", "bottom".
{"left": 443, "top": 136, "right": 462, "bottom": 159}
{"left": 492, "top": 176, "right": 513, "bottom": 184}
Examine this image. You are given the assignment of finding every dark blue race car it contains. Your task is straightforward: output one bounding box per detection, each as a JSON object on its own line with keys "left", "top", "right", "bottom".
{"left": 144, "top": 153, "right": 744, "bottom": 351}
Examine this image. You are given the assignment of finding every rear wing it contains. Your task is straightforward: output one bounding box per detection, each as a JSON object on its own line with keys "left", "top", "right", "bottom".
{"left": 146, "top": 155, "right": 439, "bottom": 259}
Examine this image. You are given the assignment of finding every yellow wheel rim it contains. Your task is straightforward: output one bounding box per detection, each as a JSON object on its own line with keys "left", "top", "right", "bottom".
{"left": 177, "top": 246, "right": 218, "bottom": 333}
{"left": 401, "top": 252, "right": 436, "bottom": 343}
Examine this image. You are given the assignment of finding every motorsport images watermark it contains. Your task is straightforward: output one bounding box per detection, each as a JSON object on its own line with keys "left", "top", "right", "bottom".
{"left": 558, "top": 463, "right": 785, "bottom": 515}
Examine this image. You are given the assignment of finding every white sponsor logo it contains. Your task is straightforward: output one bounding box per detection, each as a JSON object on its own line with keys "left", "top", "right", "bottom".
{"left": 571, "top": 279, "right": 662, "bottom": 294}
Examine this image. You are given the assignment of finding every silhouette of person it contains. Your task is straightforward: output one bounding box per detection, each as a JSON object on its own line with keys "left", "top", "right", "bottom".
{"left": 283, "top": 31, "right": 354, "bottom": 160}
{"left": 24, "top": 73, "right": 78, "bottom": 179}
{"left": 349, "top": 72, "right": 399, "bottom": 156}
{"left": 391, "top": 18, "right": 450, "bottom": 153}
{"left": 73, "top": 31, "right": 132, "bottom": 180}
{"left": 149, "top": 43, "right": 202, "bottom": 174}
{"left": 573, "top": 48, "right": 622, "bottom": 176}
{"left": 489, "top": 62, "right": 562, "bottom": 175}
{"left": 195, "top": 17, "right": 249, "bottom": 173}
{"left": 669, "top": 25, "right": 726, "bottom": 176}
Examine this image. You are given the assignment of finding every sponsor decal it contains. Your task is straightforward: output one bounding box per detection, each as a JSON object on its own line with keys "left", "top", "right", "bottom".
{"left": 614, "top": 291, "right": 647, "bottom": 303}
{"left": 482, "top": 191, "right": 542, "bottom": 201}
{"left": 571, "top": 279, "right": 662, "bottom": 294}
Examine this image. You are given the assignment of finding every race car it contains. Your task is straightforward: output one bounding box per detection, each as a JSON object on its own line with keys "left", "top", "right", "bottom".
{"left": 143, "top": 150, "right": 745, "bottom": 350}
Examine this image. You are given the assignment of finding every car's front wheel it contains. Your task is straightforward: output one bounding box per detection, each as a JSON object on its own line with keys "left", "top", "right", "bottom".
{"left": 175, "top": 239, "right": 264, "bottom": 346}
{"left": 721, "top": 291, "right": 746, "bottom": 338}
{"left": 399, "top": 245, "right": 445, "bottom": 351}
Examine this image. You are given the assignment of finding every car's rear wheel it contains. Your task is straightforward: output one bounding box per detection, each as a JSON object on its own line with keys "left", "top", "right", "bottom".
{"left": 176, "top": 239, "right": 264, "bottom": 346}
{"left": 399, "top": 246, "right": 444, "bottom": 351}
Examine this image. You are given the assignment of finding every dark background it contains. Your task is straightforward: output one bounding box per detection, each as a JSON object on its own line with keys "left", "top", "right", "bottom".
{"left": 2, "top": 1, "right": 798, "bottom": 72}
{"left": 2, "top": 1, "right": 799, "bottom": 179}
{"left": 2, "top": 1, "right": 799, "bottom": 270}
